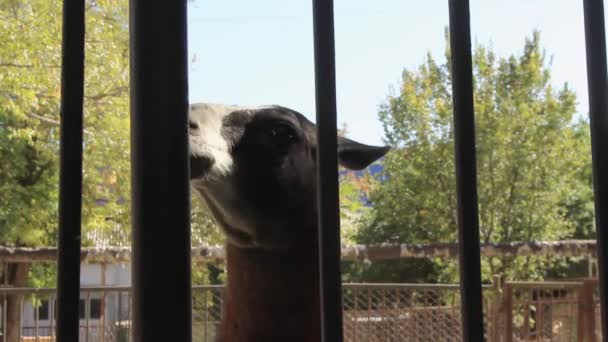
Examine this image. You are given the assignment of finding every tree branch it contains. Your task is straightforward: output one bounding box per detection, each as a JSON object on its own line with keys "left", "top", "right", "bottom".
{"left": 84, "top": 86, "right": 128, "bottom": 101}
{"left": 27, "top": 113, "right": 93, "bottom": 135}
{"left": 0, "top": 63, "right": 60, "bottom": 69}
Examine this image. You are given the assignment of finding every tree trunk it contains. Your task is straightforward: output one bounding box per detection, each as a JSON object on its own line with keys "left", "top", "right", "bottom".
{"left": 3, "top": 263, "right": 30, "bottom": 342}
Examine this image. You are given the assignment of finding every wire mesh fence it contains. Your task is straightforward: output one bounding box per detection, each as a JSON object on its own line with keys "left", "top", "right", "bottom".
{"left": 0, "top": 280, "right": 601, "bottom": 342}
{"left": 342, "top": 284, "right": 485, "bottom": 341}
{"left": 493, "top": 279, "right": 603, "bottom": 342}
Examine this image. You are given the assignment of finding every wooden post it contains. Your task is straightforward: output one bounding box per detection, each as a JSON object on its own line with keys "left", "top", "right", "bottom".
{"left": 580, "top": 280, "right": 596, "bottom": 342}
{"left": 578, "top": 285, "right": 585, "bottom": 342}
{"left": 504, "top": 284, "right": 513, "bottom": 342}
{"left": 490, "top": 275, "right": 502, "bottom": 342}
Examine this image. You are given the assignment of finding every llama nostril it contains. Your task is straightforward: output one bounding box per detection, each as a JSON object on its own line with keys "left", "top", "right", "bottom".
{"left": 190, "top": 155, "right": 212, "bottom": 179}
{"left": 189, "top": 120, "right": 198, "bottom": 130}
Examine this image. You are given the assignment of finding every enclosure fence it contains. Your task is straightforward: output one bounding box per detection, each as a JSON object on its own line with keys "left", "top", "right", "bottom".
{"left": 0, "top": 281, "right": 604, "bottom": 342}
{"left": 48, "top": 0, "right": 608, "bottom": 341}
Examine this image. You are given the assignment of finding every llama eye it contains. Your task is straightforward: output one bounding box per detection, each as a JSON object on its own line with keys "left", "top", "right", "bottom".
{"left": 268, "top": 124, "right": 295, "bottom": 143}
{"left": 189, "top": 121, "right": 198, "bottom": 130}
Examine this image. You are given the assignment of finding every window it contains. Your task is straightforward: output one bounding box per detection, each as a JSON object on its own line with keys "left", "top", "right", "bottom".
{"left": 89, "top": 299, "right": 102, "bottom": 319}
{"left": 79, "top": 299, "right": 85, "bottom": 319}
{"left": 52, "top": 298, "right": 102, "bottom": 320}
{"left": 35, "top": 300, "right": 50, "bottom": 320}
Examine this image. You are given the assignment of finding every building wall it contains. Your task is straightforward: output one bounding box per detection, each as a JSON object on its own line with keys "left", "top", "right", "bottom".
{"left": 21, "top": 263, "right": 132, "bottom": 335}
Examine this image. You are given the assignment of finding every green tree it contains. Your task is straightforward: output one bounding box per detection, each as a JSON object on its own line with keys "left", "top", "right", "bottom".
{"left": 0, "top": 0, "right": 219, "bottom": 337}
{"left": 1, "top": 1, "right": 130, "bottom": 339}
{"left": 338, "top": 123, "right": 378, "bottom": 244}
{"left": 352, "top": 31, "right": 591, "bottom": 283}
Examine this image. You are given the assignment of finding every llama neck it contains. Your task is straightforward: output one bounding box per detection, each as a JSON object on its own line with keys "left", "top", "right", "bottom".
{"left": 219, "top": 233, "right": 321, "bottom": 342}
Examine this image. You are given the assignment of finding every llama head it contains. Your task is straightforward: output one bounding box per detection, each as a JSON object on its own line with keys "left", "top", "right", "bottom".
{"left": 189, "top": 103, "right": 390, "bottom": 249}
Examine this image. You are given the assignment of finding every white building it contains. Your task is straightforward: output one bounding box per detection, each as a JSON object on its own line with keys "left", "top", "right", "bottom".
{"left": 20, "top": 263, "right": 132, "bottom": 340}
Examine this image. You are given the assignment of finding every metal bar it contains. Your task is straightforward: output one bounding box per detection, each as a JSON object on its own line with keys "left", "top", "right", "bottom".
{"left": 2, "top": 263, "right": 5, "bottom": 342}
{"left": 353, "top": 288, "right": 358, "bottom": 339}
{"left": 447, "top": 1, "right": 485, "bottom": 341}
{"left": 129, "top": 0, "right": 191, "bottom": 341}
{"left": 35, "top": 296, "right": 39, "bottom": 342}
{"left": 203, "top": 289, "right": 208, "bottom": 342}
{"left": 85, "top": 293, "right": 90, "bottom": 342}
{"left": 127, "top": 292, "right": 132, "bottom": 342}
{"left": 311, "top": 0, "right": 343, "bottom": 341}
{"left": 577, "top": 286, "right": 585, "bottom": 342}
{"left": 101, "top": 264, "right": 106, "bottom": 342}
{"left": 367, "top": 289, "right": 371, "bottom": 338}
{"left": 424, "top": 290, "right": 429, "bottom": 338}
{"left": 582, "top": 1, "right": 608, "bottom": 340}
{"left": 504, "top": 282, "right": 584, "bottom": 289}
{"left": 55, "top": 0, "right": 86, "bottom": 341}
{"left": 0, "top": 283, "right": 484, "bottom": 296}
{"left": 19, "top": 298, "right": 23, "bottom": 340}
{"left": 410, "top": 290, "right": 415, "bottom": 339}
{"left": 395, "top": 288, "right": 400, "bottom": 339}
{"left": 50, "top": 296, "right": 55, "bottom": 342}
{"left": 2, "top": 295, "right": 6, "bottom": 342}
{"left": 523, "top": 298, "right": 530, "bottom": 341}
{"left": 538, "top": 290, "right": 544, "bottom": 339}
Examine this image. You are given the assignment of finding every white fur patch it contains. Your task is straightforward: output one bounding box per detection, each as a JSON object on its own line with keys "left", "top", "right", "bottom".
{"left": 189, "top": 103, "right": 238, "bottom": 175}
{"left": 189, "top": 102, "right": 279, "bottom": 176}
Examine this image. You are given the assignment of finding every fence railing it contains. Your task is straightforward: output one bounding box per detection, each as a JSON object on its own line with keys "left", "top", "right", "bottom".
{"left": 495, "top": 279, "right": 603, "bottom": 342}
{"left": 0, "top": 281, "right": 601, "bottom": 342}
{"left": 45, "top": 0, "right": 608, "bottom": 341}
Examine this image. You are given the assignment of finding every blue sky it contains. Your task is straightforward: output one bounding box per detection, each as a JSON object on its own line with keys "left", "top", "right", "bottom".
{"left": 187, "top": 0, "right": 599, "bottom": 146}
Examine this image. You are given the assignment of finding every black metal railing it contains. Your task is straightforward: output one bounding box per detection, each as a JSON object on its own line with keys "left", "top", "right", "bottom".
{"left": 583, "top": 0, "right": 608, "bottom": 339}
{"left": 447, "top": 1, "right": 484, "bottom": 341}
{"left": 56, "top": 0, "right": 85, "bottom": 341}
{"left": 312, "top": 0, "right": 344, "bottom": 341}
{"left": 128, "top": 1, "right": 192, "bottom": 342}
{"left": 51, "top": 0, "right": 608, "bottom": 342}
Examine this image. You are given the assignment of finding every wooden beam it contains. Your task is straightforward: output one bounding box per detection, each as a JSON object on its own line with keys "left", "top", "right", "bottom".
{"left": 0, "top": 240, "right": 597, "bottom": 263}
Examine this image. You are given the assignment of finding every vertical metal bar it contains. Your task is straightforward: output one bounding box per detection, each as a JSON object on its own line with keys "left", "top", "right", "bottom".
{"left": 35, "top": 297, "right": 39, "bottom": 342}
{"left": 311, "top": 1, "right": 343, "bottom": 341}
{"left": 127, "top": 292, "right": 132, "bottom": 342}
{"left": 56, "top": 0, "right": 86, "bottom": 341}
{"left": 396, "top": 288, "right": 401, "bottom": 340}
{"left": 583, "top": 1, "right": 608, "bottom": 340}
{"left": 2, "top": 266, "right": 6, "bottom": 342}
{"left": 19, "top": 298, "right": 23, "bottom": 340}
{"left": 538, "top": 290, "right": 544, "bottom": 339}
{"left": 101, "top": 265, "right": 106, "bottom": 342}
{"left": 129, "top": 0, "right": 191, "bottom": 341}
{"left": 354, "top": 288, "right": 358, "bottom": 339}
{"left": 410, "top": 291, "right": 415, "bottom": 340}
{"left": 50, "top": 296, "right": 55, "bottom": 342}
{"left": 2, "top": 295, "right": 6, "bottom": 342}
{"left": 366, "top": 289, "right": 371, "bottom": 339}
{"left": 424, "top": 290, "right": 429, "bottom": 338}
{"left": 447, "top": 1, "right": 485, "bottom": 341}
{"left": 381, "top": 289, "right": 387, "bottom": 341}
{"left": 85, "top": 293, "right": 90, "bottom": 342}
{"left": 203, "top": 288, "right": 208, "bottom": 342}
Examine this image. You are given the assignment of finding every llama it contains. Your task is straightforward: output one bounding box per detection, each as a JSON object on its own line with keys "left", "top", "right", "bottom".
{"left": 188, "top": 103, "right": 389, "bottom": 341}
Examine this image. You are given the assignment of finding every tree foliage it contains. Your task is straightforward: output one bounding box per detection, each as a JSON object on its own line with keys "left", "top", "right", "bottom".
{"left": 1, "top": 0, "right": 131, "bottom": 248}
{"left": 0, "top": 0, "right": 223, "bottom": 291}
{"left": 351, "top": 31, "right": 592, "bottom": 282}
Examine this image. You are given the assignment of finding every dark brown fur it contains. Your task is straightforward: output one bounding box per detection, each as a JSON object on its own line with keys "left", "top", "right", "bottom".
{"left": 189, "top": 104, "right": 389, "bottom": 342}
{"left": 218, "top": 238, "right": 320, "bottom": 341}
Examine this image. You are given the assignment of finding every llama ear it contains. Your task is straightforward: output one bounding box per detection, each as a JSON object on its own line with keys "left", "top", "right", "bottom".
{"left": 337, "top": 137, "right": 390, "bottom": 170}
